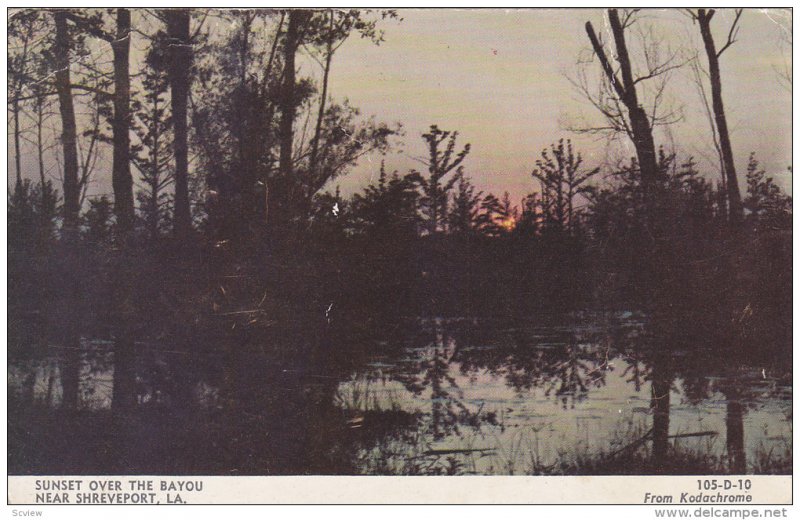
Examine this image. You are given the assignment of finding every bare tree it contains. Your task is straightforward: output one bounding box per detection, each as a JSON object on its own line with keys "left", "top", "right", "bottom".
{"left": 765, "top": 9, "right": 792, "bottom": 94}
{"left": 577, "top": 9, "right": 685, "bottom": 203}
{"left": 686, "top": 9, "right": 745, "bottom": 226}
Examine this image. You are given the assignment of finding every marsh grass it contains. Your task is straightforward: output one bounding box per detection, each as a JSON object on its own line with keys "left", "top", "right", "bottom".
{"left": 358, "top": 416, "right": 792, "bottom": 476}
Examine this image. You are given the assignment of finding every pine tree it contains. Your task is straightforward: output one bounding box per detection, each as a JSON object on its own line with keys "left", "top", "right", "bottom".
{"left": 132, "top": 42, "right": 174, "bottom": 242}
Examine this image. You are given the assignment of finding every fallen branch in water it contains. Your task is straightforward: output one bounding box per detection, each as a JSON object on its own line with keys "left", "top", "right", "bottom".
{"left": 607, "top": 429, "right": 718, "bottom": 459}
{"left": 667, "top": 431, "right": 718, "bottom": 439}
{"left": 422, "top": 448, "right": 496, "bottom": 456}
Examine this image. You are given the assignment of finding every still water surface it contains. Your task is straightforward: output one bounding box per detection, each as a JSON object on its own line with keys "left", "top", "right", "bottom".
{"left": 8, "top": 312, "right": 792, "bottom": 475}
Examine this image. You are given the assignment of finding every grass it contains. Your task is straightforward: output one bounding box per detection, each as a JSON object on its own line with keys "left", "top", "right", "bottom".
{"left": 357, "top": 417, "right": 793, "bottom": 476}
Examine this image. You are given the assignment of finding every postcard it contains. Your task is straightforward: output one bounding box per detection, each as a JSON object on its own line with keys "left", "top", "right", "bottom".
{"left": 6, "top": 6, "right": 793, "bottom": 511}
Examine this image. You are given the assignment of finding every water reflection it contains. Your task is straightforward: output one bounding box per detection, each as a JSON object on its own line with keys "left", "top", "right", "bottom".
{"left": 7, "top": 312, "right": 792, "bottom": 475}
{"left": 339, "top": 313, "right": 791, "bottom": 475}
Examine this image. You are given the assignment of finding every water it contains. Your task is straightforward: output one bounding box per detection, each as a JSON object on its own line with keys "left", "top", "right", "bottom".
{"left": 7, "top": 312, "right": 792, "bottom": 475}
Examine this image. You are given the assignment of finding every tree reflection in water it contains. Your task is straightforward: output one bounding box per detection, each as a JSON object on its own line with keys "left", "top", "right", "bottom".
{"left": 7, "top": 311, "right": 792, "bottom": 475}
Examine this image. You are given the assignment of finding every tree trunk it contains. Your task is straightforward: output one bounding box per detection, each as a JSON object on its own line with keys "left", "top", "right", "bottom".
{"left": 271, "top": 10, "right": 306, "bottom": 236}
{"left": 308, "top": 10, "right": 334, "bottom": 205}
{"left": 698, "top": 10, "right": 744, "bottom": 227}
{"left": 54, "top": 10, "right": 80, "bottom": 236}
{"left": 61, "top": 345, "right": 81, "bottom": 411}
{"left": 53, "top": 11, "right": 83, "bottom": 410}
{"left": 586, "top": 11, "right": 658, "bottom": 195}
{"left": 149, "top": 92, "right": 161, "bottom": 243}
{"left": 36, "top": 96, "right": 45, "bottom": 189}
{"left": 651, "top": 362, "right": 671, "bottom": 468}
{"left": 11, "top": 27, "right": 31, "bottom": 192}
{"left": 725, "top": 398, "right": 746, "bottom": 473}
{"left": 13, "top": 97, "right": 22, "bottom": 191}
{"left": 608, "top": 10, "right": 658, "bottom": 192}
{"left": 166, "top": 9, "right": 192, "bottom": 241}
{"left": 110, "top": 8, "right": 137, "bottom": 414}
{"left": 111, "top": 8, "right": 134, "bottom": 233}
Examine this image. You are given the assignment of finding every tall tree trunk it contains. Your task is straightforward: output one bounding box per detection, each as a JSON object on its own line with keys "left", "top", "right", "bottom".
{"left": 150, "top": 115, "right": 160, "bottom": 243}
{"left": 308, "top": 10, "right": 334, "bottom": 206}
{"left": 111, "top": 8, "right": 134, "bottom": 233}
{"left": 13, "top": 98, "right": 22, "bottom": 191}
{"left": 110, "top": 8, "right": 137, "bottom": 414}
{"left": 586, "top": 10, "right": 658, "bottom": 196}
{"left": 650, "top": 361, "right": 672, "bottom": 468}
{"left": 271, "top": 10, "right": 306, "bottom": 236}
{"left": 11, "top": 28, "right": 31, "bottom": 193}
{"left": 607, "top": 10, "right": 657, "bottom": 193}
{"left": 54, "top": 10, "right": 80, "bottom": 237}
{"left": 725, "top": 397, "right": 746, "bottom": 473}
{"left": 698, "top": 10, "right": 744, "bottom": 227}
{"left": 166, "top": 9, "right": 192, "bottom": 241}
{"left": 36, "top": 96, "right": 45, "bottom": 190}
{"left": 54, "top": 10, "right": 82, "bottom": 411}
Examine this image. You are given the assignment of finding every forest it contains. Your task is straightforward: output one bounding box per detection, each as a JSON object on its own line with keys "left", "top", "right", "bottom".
{"left": 7, "top": 8, "right": 793, "bottom": 476}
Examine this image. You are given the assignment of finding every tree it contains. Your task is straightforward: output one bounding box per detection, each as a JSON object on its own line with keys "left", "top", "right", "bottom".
{"left": 191, "top": 9, "right": 397, "bottom": 242}
{"left": 306, "top": 10, "right": 399, "bottom": 186}
{"left": 8, "top": 10, "right": 42, "bottom": 192}
{"left": 742, "top": 154, "right": 792, "bottom": 230}
{"left": 53, "top": 10, "right": 81, "bottom": 238}
{"left": 83, "top": 195, "right": 114, "bottom": 246}
{"left": 531, "top": 139, "right": 598, "bottom": 234}
{"left": 62, "top": 8, "right": 137, "bottom": 412}
{"left": 111, "top": 8, "right": 134, "bottom": 234}
{"left": 690, "top": 9, "right": 745, "bottom": 226}
{"left": 192, "top": 10, "right": 284, "bottom": 243}
{"left": 688, "top": 56, "right": 727, "bottom": 217}
{"left": 414, "top": 125, "right": 471, "bottom": 234}
{"left": 165, "top": 9, "right": 194, "bottom": 241}
{"left": 272, "top": 9, "right": 312, "bottom": 236}
{"left": 60, "top": 9, "right": 135, "bottom": 234}
{"left": 29, "top": 59, "right": 57, "bottom": 211}
{"left": 350, "top": 161, "right": 421, "bottom": 239}
{"left": 132, "top": 41, "right": 174, "bottom": 242}
{"left": 581, "top": 10, "right": 684, "bottom": 204}
{"left": 448, "top": 176, "right": 483, "bottom": 235}
{"left": 476, "top": 192, "right": 517, "bottom": 237}
{"left": 296, "top": 101, "right": 397, "bottom": 216}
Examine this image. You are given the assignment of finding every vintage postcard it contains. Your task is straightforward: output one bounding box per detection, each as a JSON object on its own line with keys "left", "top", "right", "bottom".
{"left": 5, "top": 6, "right": 794, "bottom": 512}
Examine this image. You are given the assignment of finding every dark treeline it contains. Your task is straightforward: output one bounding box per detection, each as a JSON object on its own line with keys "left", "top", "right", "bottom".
{"left": 7, "top": 8, "right": 792, "bottom": 475}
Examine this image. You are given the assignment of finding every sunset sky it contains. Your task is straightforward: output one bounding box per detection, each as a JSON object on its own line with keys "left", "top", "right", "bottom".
{"left": 328, "top": 8, "right": 792, "bottom": 199}
{"left": 8, "top": 8, "right": 793, "bottom": 203}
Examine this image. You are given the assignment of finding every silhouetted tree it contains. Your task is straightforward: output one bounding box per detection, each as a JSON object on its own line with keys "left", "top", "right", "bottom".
{"left": 53, "top": 10, "right": 81, "bottom": 238}
{"left": 742, "top": 154, "right": 792, "bottom": 230}
{"left": 350, "top": 161, "right": 420, "bottom": 239}
{"left": 306, "top": 10, "right": 399, "bottom": 184}
{"left": 8, "top": 10, "right": 43, "bottom": 191}
{"left": 448, "top": 176, "right": 483, "bottom": 235}
{"left": 582, "top": 10, "right": 684, "bottom": 208}
{"left": 414, "top": 125, "right": 471, "bottom": 234}
{"left": 532, "top": 139, "right": 598, "bottom": 234}
{"left": 690, "top": 9, "right": 745, "bottom": 226}
{"left": 272, "top": 9, "right": 311, "bottom": 236}
{"left": 83, "top": 196, "right": 114, "bottom": 246}
{"left": 132, "top": 42, "right": 173, "bottom": 242}
{"left": 165, "top": 9, "right": 193, "bottom": 241}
